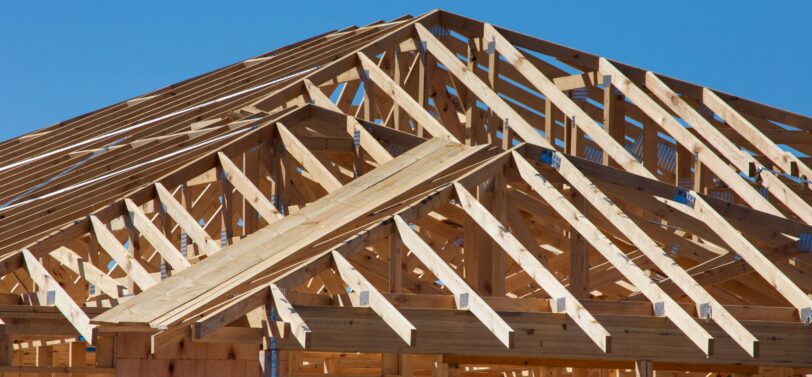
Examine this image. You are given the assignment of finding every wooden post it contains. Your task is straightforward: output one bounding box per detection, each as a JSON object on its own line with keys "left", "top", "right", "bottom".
{"left": 634, "top": 360, "right": 652, "bottom": 377}
{"left": 95, "top": 335, "right": 115, "bottom": 368}
{"left": 569, "top": 193, "right": 589, "bottom": 299}
{"left": 382, "top": 353, "right": 399, "bottom": 376}
{"left": 604, "top": 76, "right": 626, "bottom": 168}
{"left": 244, "top": 149, "right": 260, "bottom": 235}
{"left": 0, "top": 324, "right": 11, "bottom": 367}
{"left": 217, "top": 165, "right": 235, "bottom": 246}
{"left": 70, "top": 341, "right": 87, "bottom": 376}
{"left": 642, "top": 118, "right": 659, "bottom": 173}
{"left": 389, "top": 235, "right": 402, "bottom": 294}
{"left": 431, "top": 356, "right": 448, "bottom": 377}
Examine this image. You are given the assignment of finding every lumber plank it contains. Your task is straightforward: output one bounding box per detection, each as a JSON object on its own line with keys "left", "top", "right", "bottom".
{"left": 89, "top": 215, "right": 157, "bottom": 291}
{"left": 331, "top": 251, "right": 416, "bottom": 345}
{"left": 22, "top": 249, "right": 95, "bottom": 343}
{"left": 394, "top": 215, "right": 514, "bottom": 348}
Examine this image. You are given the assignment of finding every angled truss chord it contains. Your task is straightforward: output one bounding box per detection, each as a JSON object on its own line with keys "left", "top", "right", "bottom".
{"left": 645, "top": 72, "right": 812, "bottom": 224}
{"left": 512, "top": 152, "right": 726, "bottom": 356}
{"left": 49, "top": 246, "right": 126, "bottom": 299}
{"left": 357, "top": 52, "right": 459, "bottom": 141}
{"left": 276, "top": 122, "right": 343, "bottom": 193}
{"left": 22, "top": 249, "right": 95, "bottom": 343}
{"left": 394, "top": 215, "right": 515, "bottom": 348}
{"left": 89, "top": 215, "right": 157, "bottom": 291}
{"left": 270, "top": 283, "right": 311, "bottom": 349}
{"left": 331, "top": 250, "right": 416, "bottom": 345}
{"left": 124, "top": 198, "right": 190, "bottom": 271}
{"left": 688, "top": 193, "right": 812, "bottom": 323}
{"left": 155, "top": 182, "right": 221, "bottom": 256}
{"left": 453, "top": 183, "right": 611, "bottom": 353}
{"left": 479, "top": 23, "right": 649, "bottom": 176}
{"left": 598, "top": 59, "right": 782, "bottom": 217}
{"left": 702, "top": 88, "right": 812, "bottom": 189}
{"left": 303, "top": 79, "right": 394, "bottom": 165}
{"left": 216, "top": 152, "right": 284, "bottom": 223}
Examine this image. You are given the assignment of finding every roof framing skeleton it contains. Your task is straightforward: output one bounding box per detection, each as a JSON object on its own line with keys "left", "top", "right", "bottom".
{"left": 0, "top": 9, "right": 810, "bottom": 376}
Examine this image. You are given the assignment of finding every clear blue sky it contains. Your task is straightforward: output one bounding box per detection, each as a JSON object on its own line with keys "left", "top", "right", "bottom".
{"left": 1, "top": 1, "right": 809, "bottom": 142}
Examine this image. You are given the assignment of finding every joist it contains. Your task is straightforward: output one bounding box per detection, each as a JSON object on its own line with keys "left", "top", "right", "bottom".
{"left": 394, "top": 215, "right": 515, "bottom": 348}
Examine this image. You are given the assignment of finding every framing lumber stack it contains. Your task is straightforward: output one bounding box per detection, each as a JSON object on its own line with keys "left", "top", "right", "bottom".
{"left": 0, "top": 9, "right": 810, "bottom": 377}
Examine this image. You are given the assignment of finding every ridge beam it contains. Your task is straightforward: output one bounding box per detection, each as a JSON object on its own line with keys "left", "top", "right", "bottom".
{"left": 124, "top": 199, "right": 190, "bottom": 271}
{"left": 453, "top": 183, "right": 611, "bottom": 353}
{"left": 89, "top": 215, "right": 157, "bottom": 291}
{"left": 216, "top": 152, "right": 283, "bottom": 223}
{"left": 394, "top": 215, "right": 515, "bottom": 348}
{"left": 22, "top": 249, "right": 95, "bottom": 343}
{"left": 645, "top": 72, "right": 812, "bottom": 224}
{"left": 512, "top": 151, "right": 724, "bottom": 356}
{"left": 276, "top": 122, "right": 343, "bottom": 193}
{"left": 598, "top": 58, "right": 782, "bottom": 217}
{"left": 155, "top": 182, "right": 221, "bottom": 256}
{"left": 479, "top": 23, "right": 651, "bottom": 177}
{"left": 303, "top": 79, "right": 394, "bottom": 165}
{"left": 49, "top": 246, "right": 127, "bottom": 299}
{"left": 331, "top": 250, "right": 416, "bottom": 345}
{"left": 270, "top": 283, "right": 311, "bottom": 349}
{"left": 357, "top": 52, "right": 459, "bottom": 142}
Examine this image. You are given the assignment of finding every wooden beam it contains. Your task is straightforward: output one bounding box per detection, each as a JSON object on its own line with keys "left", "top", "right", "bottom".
{"left": 124, "top": 198, "right": 190, "bottom": 271}
{"left": 688, "top": 193, "right": 812, "bottom": 323}
{"left": 394, "top": 215, "right": 514, "bottom": 348}
{"left": 702, "top": 88, "right": 811, "bottom": 189}
{"left": 512, "top": 152, "right": 722, "bottom": 356}
{"left": 276, "top": 122, "right": 343, "bottom": 193}
{"left": 357, "top": 52, "right": 458, "bottom": 141}
{"left": 331, "top": 250, "right": 416, "bottom": 345}
{"left": 49, "top": 246, "right": 126, "bottom": 299}
{"left": 270, "top": 283, "right": 311, "bottom": 349}
{"left": 477, "top": 23, "right": 651, "bottom": 177}
{"left": 635, "top": 360, "right": 652, "bottom": 377}
{"left": 89, "top": 215, "right": 157, "bottom": 291}
{"left": 453, "top": 183, "right": 610, "bottom": 353}
{"left": 216, "top": 152, "right": 283, "bottom": 223}
{"left": 513, "top": 150, "right": 758, "bottom": 357}
{"left": 22, "top": 249, "right": 95, "bottom": 343}
{"left": 303, "top": 79, "right": 394, "bottom": 165}
{"left": 598, "top": 58, "right": 782, "bottom": 216}
{"left": 645, "top": 72, "right": 812, "bottom": 224}
{"left": 155, "top": 182, "right": 221, "bottom": 256}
